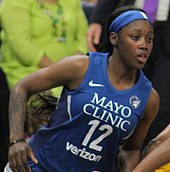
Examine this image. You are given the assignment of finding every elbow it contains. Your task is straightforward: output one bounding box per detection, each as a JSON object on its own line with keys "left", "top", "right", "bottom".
{"left": 10, "top": 79, "right": 30, "bottom": 99}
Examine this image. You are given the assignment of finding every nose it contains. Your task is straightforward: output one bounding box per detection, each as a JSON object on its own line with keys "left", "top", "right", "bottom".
{"left": 139, "top": 38, "right": 148, "bottom": 50}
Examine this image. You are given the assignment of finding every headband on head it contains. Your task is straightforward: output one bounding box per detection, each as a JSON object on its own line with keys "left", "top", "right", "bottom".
{"left": 109, "top": 10, "right": 150, "bottom": 33}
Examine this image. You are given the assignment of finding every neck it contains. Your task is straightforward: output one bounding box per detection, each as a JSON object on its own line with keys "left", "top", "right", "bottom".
{"left": 107, "top": 54, "right": 137, "bottom": 90}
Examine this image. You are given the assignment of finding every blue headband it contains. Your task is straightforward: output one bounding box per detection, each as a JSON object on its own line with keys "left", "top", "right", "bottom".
{"left": 109, "top": 10, "right": 150, "bottom": 33}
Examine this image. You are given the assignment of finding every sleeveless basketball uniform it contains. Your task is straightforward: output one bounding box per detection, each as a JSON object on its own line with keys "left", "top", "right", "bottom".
{"left": 28, "top": 52, "right": 152, "bottom": 172}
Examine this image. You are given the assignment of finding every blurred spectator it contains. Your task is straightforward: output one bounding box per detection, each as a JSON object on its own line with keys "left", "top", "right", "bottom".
{"left": 81, "top": 0, "right": 98, "bottom": 23}
{"left": 87, "top": 0, "right": 135, "bottom": 51}
{"left": 0, "top": 0, "right": 88, "bottom": 96}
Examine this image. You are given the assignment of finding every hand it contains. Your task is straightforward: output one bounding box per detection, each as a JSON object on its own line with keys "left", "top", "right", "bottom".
{"left": 8, "top": 142, "right": 38, "bottom": 172}
{"left": 87, "top": 23, "right": 102, "bottom": 52}
{"left": 39, "top": 56, "right": 53, "bottom": 68}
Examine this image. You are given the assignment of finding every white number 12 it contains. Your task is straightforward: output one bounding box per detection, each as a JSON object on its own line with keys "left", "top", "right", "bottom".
{"left": 82, "top": 120, "right": 113, "bottom": 151}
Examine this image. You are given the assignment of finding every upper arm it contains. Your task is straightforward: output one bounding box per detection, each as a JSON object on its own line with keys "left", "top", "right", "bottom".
{"left": 118, "top": 88, "right": 160, "bottom": 170}
{"left": 16, "top": 55, "right": 89, "bottom": 95}
{"left": 122, "top": 88, "right": 160, "bottom": 150}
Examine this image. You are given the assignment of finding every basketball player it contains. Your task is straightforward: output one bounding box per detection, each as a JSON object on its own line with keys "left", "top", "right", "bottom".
{"left": 7, "top": 6, "right": 159, "bottom": 172}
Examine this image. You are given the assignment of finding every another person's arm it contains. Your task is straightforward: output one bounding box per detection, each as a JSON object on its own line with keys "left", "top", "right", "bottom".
{"left": 118, "top": 88, "right": 160, "bottom": 172}
{"left": 132, "top": 124, "right": 170, "bottom": 172}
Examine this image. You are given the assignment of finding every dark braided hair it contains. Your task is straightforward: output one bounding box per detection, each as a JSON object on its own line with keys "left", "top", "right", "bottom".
{"left": 28, "top": 92, "right": 58, "bottom": 116}
{"left": 25, "top": 92, "right": 58, "bottom": 135}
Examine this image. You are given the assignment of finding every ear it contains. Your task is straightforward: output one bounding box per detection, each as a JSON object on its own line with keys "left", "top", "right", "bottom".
{"left": 109, "top": 32, "right": 118, "bottom": 46}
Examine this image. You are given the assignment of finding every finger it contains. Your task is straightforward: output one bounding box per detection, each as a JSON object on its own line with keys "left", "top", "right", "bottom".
{"left": 88, "top": 36, "right": 97, "bottom": 52}
{"left": 15, "top": 151, "right": 28, "bottom": 172}
{"left": 29, "top": 149, "right": 38, "bottom": 164}
{"left": 11, "top": 168, "right": 18, "bottom": 172}
{"left": 9, "top": 155, "right": 18, "bottom": 172}
{"left": 89, "top": 41, "right": 97, "bottom": 52}
{"left": 87, "top": 28, "right": 97, "bottom": 52}
{"left": 21, "top": 151, "right": 31, "bottom": 172}
{"left": 87, "top": 35, "right": 96, "bottom": 52}
{"left": 93, "top": 28, "right": 101, "bottom": 45}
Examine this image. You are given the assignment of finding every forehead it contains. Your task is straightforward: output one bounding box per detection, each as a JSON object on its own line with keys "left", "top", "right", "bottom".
{"left": 121, "top": 20, "right": 153, "bottom": 33}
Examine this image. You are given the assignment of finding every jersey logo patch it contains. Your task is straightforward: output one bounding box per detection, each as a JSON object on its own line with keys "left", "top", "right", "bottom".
{"left": 129, "top": 96, "right": 141, "bottom": 109}
{"left": 89, "top": 80, "right": 104, "bottom": 87}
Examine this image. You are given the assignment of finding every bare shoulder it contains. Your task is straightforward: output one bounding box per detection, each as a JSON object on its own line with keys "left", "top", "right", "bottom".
{"left": 54, "top": 55, "right": 89, "bottom": 68}
{"left": 65, "top": 55, "right": 90, "bottom": 70}
{"left": 55, "top": 54, "right": 90, "bottom": 77}
{"left": 51, "top": 55, "right": 90, "bottom": 89}
{"left": 14, "top": 55, "right": 90, "bottom": 93}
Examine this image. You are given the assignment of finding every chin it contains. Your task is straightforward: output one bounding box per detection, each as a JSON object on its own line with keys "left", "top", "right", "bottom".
{"left": 136, "top": 62, "right": 146, "bottom": 70}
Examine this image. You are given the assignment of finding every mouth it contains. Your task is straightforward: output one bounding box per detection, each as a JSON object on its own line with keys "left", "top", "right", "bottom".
{"left": 137, "top": 54, "right": 147, "bottom": 64}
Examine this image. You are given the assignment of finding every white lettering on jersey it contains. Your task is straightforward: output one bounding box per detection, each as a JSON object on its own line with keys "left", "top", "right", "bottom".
{"left": 66, "top": 141, "right": 102, "bottom": 162}
{"left": 83, "top": 93, "right": 131, "bottom": 131}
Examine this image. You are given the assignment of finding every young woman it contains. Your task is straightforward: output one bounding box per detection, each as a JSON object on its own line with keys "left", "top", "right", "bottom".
{"left": 7, "top": 6, "right": 159, "bottom": 172}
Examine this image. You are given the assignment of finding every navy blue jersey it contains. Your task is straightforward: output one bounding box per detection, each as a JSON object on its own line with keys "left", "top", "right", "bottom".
{"left": 29, "top": 52, "right": 152, "bottom": 172}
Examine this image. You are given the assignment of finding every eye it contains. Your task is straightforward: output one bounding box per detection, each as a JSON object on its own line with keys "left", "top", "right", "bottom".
{"left": 131, "top": 35, "right": 140, "bottom": 41}
{"left": 146, "top": 37, "right": 153, "bottom": 43}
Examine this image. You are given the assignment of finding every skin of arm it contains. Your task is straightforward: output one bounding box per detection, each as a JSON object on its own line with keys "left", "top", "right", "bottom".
{"left": 132, "top": 124, "right": 170, "bottom": 172}
{"left": 8, "top": 55, "right": 89, "bottom": 172}
{"left": 142, "top": 124, "right": 170, "bottom": 158}
{"left": 118, "top": 88, "right": 160, "bottom": 172}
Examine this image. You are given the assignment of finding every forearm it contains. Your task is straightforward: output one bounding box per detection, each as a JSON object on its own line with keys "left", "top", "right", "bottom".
{"left": 8, "top": 83, "right": 39, "bottom": 171}
{"left": 132, "top": 138, "right": 170, "bottom": 172}
{"left": 9, "top": 85, "right": 29, "bottom": 141}
{"left": 142, "top": 139, "right": 162, "bottom": 158}
{"left": 142, "top": 124, "right": 170, "bottom": 158}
